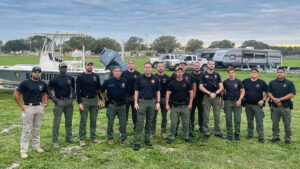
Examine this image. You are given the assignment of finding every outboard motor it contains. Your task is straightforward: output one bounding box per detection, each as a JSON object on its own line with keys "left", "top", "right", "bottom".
{"left": 100, "top": 49, "right": 127, "bottom": 72}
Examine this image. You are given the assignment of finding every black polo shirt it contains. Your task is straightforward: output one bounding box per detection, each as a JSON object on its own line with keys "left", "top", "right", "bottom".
{"left": 101, "top": 77, "right": 127, "bottom": 101}
{"left": 242, "top": 78, "right": 267, "bottom": 104}
{"left": 200, "top": 71, "right": 222, "bottom": 94}
{"left": 155, "top": 73, "right": 170, "bottom": 98}
{"left": 168, "top": 79, "right": 192, "bottom": 103}
{"left": 121, "top": 70, "right": 141, "bottom": 96}
{"left": 76, "top": 72, "right": 101, "bottom": 104}
{"left": 16, "top": 79, "right": 47, "bottom": 103}
{"left": 223, "top": 78, "right": 244, "bottom": 101}
{"left": 134, "top": 74, "right": 161, "bottom": 100}
{"left": 48, "top": 74, "right": 75, "bottom": 98}
{"left": 192, "top": 72, "right": 204, "bottom": 98}
{"left": 267, "top": 78, "right": 296, "bottom": 103}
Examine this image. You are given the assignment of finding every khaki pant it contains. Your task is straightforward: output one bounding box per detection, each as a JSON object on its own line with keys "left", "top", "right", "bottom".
{"left": 20, "top": 105, "right": 44, "bottom": 152}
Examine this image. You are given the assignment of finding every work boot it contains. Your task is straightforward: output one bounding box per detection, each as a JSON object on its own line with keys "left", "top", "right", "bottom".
{"left": 189, "top": 133, "right": 195, "bottom": 138}
{"left": 184, "top": 139, "right": 192, "bottom": 143}
{"left": 145, "top": 140, "right": 152, "bottom": 146}
{"left": 80, "top": 141, "right": 86, "bottom": 147}
{"left": 91, "top": 140, "right": 102, "bottom": 144}
{"left": 285, "top": 140, "right": 291, "bottom": 144}
{"left": 203, "top": 135, "right": 210, "bottom": 140}
{"left": 108, "top": 140, "right": 114, "bottom": 145}
{"left": 227, "top": 136, "right": 232, "bottom": 141}
{"left": 53, "top": 143, "right": 59, "bottom": 148}
{"left": 215, "top": 134, "right": 226, "bottom": 139}
{"left": 235, "top": 134, "right": 240, "bottom": 141}
{"left": 122, "top": 140, "right": 131, "bottom": 145}
{"left": 133, "top": 144, "right": 140, "bottom": 151}
{"left": 246, "top": 135, "right": 253, "bottom": 139}
{"left": 259, "top": 138, "right": 264, "bottom": 143}
{"left": 20, "top": 152, "right": 28, "bottom": 159}
{"left": 34, "top": 147, "right": 44, "bottom": 153}
{"left": 270, "top": 138, "right": 280, "bottom": 143}
{"left": 167, "top": 139, "right": 173, "bottom": 144}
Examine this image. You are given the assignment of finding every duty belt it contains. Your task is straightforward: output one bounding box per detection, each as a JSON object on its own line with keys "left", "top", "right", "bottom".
{"left": 83, "top": 95, "right": 96, "bottom": 98}
{"left": 173, "top": 102, "right": 187, "bottom": 107}
{"left": 111, "top": 100, "right": 126, "bottom": 106}
{"left": 24, "top": 102, "right": 41, "bottom": 106}
{"left": 139, "top": 97, "right": 154, "bottom": 100}
{"left": 58, "top": 97, "right": 71, "bottom": 100}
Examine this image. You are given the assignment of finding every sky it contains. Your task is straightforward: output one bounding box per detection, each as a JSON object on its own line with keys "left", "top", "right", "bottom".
{"left": 1, "top": 0, "right": 300, "bottom": 46}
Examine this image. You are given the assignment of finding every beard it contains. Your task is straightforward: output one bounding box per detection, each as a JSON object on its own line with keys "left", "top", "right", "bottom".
{"left": 32, "top": 76, "right": 40, "bottom": 80}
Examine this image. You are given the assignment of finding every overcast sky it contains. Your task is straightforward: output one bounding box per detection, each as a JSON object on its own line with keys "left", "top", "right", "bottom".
{"left": 1, "top": 0, "right": 300, "bottom": 46}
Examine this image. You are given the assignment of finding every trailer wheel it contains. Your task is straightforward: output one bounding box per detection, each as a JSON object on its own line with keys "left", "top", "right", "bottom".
{"left": 202, "top": 64, "right": 208, "bottom": 71}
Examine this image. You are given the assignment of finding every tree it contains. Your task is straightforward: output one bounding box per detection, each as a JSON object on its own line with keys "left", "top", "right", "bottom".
{"left": 2, "top": 39, "right": 29, "bottom": 53}
{"left": 241, "top": 40, "right": 269, "bottom": 49}
{"left": 186, "top": 39, "right": 203, "bottom": 52}
{"left": 152, "top": 36, "right": 178, "bottom": 53}
{"left": 125, "top": 37, "right": 143, "bottom": 57}
{"left": 209, "top": 39, "right": 235, "bottom": 48}
{"left": 0, "top": 40, "right": 3, "bottom": 53}
{"left": 62, "top": 43, "right": 73, "bottom": 53}
{"left": 66, "top": 36, "right": 97, "bottom": 51}
{"left": 94, "top": 37, "right": 121, "bottom": 54}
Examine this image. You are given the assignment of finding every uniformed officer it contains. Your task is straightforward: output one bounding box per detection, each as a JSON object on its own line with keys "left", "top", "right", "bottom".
{"left": 13, "top": 66, "right": 48, "bottom": 159}
{"left": 121, "top": 59, "right": 141, "bottom": 130}
{"left": 170, "top": 61, "right": 196, "bottom": 137}
{"left": 222, "top": 67, "right": 245, "bottom": 141}
{"left": 190, "top": 62, "right": 204, "bottom": 134}
{"left": 242, "top": 68, "right": 268, "bottom": 143}
{"left": 166, "top": 67, "right": 193, "bottom": 144}
{"left": 76, "top": 60, "right": 104, "bottom": 147}
{"left": 133, "top": 62, "right": 161, "bottom": 150}
{"left": 200, "top": 60, "right": 225, "bottom": 139}
{"left": 267, "top": 67, "right": 296, "bottom": 144}
{"left": 101, "top": 66, "right": 130, "bottom": 145}
{"left": 151, "top": 62, "right": 170, "bottom": 139}
{"left": 48, "top": 63, "right": 75, "bottom": 148}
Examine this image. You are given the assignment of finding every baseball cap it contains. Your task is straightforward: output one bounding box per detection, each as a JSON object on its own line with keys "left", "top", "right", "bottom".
{"left": 85, "top": 60, "right": 94, "bottom": 65}
{"left": 176, "top": 67, "right": 184, "bottom": 71}
{"left": 179, "top": 61, "right": 187, "bottom": 65}
{"left": 251, "top": 67, "right": 259, "bottom": 72}
{"left": 59, "top": 62, "right": 68, "bottom": 68}
{"left": 32, "top": 66, "right": 42, "bottom": 72}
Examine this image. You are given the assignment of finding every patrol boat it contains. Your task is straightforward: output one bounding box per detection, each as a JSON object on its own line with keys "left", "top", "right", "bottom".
{"left": 0, "top": 32, "right": 111, "bottom": 86}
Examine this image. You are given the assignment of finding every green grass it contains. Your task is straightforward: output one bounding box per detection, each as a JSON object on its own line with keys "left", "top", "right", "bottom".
{"left": 282, "top": 58, "right": 300, "bottom": 67}
{"left": 0, "top": 56, "right": 300, "bottom": 168}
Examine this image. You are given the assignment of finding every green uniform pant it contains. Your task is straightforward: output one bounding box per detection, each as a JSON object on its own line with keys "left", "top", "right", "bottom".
{"left": 106, "top": 103, "right": 127, "bottom": 141}
{"left": 52, "top": 98, "right": 73, "bottom": 143}
{"left": 79, "top": 98, "right": 99, "bottom": 141}
{"left": 151, "top": 97, "right": 168, "bottom": 134}
{"left": 125, "top": 95, "right": 137, "bottom": 128}
{"left": 224, "top": 100, "right": 242, "bottom": 137}
{"left": 190, "top": 96, "right": 203, "bottom": 132}
{"left": 245, "top": 104, "right": 264, "bottom": 139}
{"left": 169, "top": 105, "right": 190, "bottom": 140}
{"left": 134, "top": 99, "right": 155, "bottom": 144}
{"left": 202, "top": 95, "right": 222, "bottom": 136}
{"left": 271, "top": 106, "right": 292, "bottom": 141}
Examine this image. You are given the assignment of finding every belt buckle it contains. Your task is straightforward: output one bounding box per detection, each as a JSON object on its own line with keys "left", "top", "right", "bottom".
{"left": 29, "top": 103, "right": 33, "bottom": 106}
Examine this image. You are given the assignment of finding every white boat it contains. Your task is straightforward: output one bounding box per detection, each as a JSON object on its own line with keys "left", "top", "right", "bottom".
{"left": 0, "top": 32, "right": 110, "bottom": 86}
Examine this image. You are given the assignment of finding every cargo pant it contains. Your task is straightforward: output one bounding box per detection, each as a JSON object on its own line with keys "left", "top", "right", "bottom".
{"left": 20, "top": 105, "right": 44, "bottom": 152}
{"left": 245, "top": 104, "right": 264, "bottom": 139}
{"left": 52, "top": 98, "right": 73, "bottom": 143}
{"left": 202, "top": 95, "right": 222, "bottom": 136}
{"left": 125, "top": 95, "right": 137, "bottom": 129}
{"left": 190, "top": 95, "right": 203, "bottom": 133}
{"left": 134, "top": 99, "right": 155, "bottom": 145}
{"left": 79, "top": 98, "right": 99, "bottom": 141}
{"left": 169, "top": 105, "right": 190, "bottom": 140}
{"left": 270, "top": 106, "right": 292, "bottom": 141}
{"left": 224, "top": 100, "right": 242, "bottom": 137}
{"left": 106, "top": 103, "right": 127, "bottom": 141}
{"left": 151, "top": 97, "right": 168, "bottom": 135}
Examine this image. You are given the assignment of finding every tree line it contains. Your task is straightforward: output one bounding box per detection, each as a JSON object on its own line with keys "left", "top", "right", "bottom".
{"left": 1, "top": 36, "right": 300, "bottom": 56}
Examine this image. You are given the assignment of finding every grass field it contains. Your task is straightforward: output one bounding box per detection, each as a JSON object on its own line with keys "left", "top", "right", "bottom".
{"left": 0, "top": 56, "right": 299, "bottom": 169}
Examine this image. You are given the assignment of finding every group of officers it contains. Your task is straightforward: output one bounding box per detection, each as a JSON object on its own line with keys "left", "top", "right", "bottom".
{"left": 13, "top": 59, "right": 296, "bottom": 158}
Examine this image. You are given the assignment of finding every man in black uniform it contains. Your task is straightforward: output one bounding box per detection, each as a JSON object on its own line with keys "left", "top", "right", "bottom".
{"left": 76, "top": 60, "right": 104, "bottom": 147}
{"left": 222, "top": 67, "right": 245, "bottom": 141}
{"left": 48, "top": 63, "right": 75, "bottom": 148}
{"left": 243, "top": 68, "right": 268, "bottom": 143}
{"left": 190, "top": 62, "right": 204, "bottom": 134}
{"left": 166, "top": 67, "right": 193, "bottom": 144}
{"left": 121, "top": 59, "right": 141, "bottom": 130}
{"left": 133, "top": 62, "right": 161, "bottom": 150}
{"left": 13, "top": 66, "right": 48, "bottom": 159}
{"left": 267, "top": 67, "right": 296, "bottom": 144}
{"left": 170, "top": 61, "right": 196, "bottom": 137}
{"left": 101, "top": 66, "right": 130, "bottom": 145}
{"left": 200, "top": 60, "right": 225, "bottom": 140}
{"left": 151, "top": 62, "right": 170, "bottom": 139}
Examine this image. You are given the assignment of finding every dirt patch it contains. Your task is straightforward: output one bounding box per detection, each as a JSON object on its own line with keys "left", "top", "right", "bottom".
{"left": 6, "top": 163, "right": 19, "bottom": 169}
{"left": 0, "top": 125, "right": 22, "bottom": 135}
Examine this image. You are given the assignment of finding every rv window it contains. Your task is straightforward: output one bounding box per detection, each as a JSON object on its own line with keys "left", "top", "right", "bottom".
{"left": 193, "top": 56, "right": 197, "bottom": 61}
{"left": 230, "top": 55, "right": 236, "bottom": 60}
{"left": 255, "top": 53, "right": 265, "bottom": 59}
{"left": 243, "top": 53, "right": 254, "bottom": 59}
{"left": 185, "top": 56, "right": 192, "bottom": 61}
{"left": 201, "top": 53, "right": 211, "bottom": 59}
{"left": 165, "top": 55, "right": 170, "bottom": 59}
